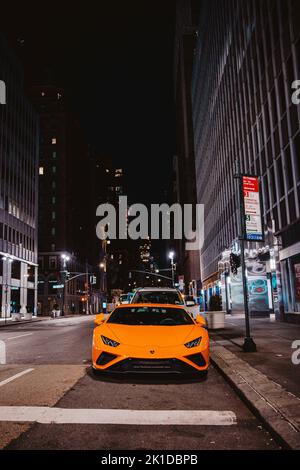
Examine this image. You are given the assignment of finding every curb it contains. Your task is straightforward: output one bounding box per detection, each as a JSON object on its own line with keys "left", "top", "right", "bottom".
{"left": 0, "top": 318, "right": 46, "bottom": 328}
{"left": 211, "top": 340, "right": 300, "bottom": 450}
{"left": 0, "top": 314, "right": 87, "bottom": 328}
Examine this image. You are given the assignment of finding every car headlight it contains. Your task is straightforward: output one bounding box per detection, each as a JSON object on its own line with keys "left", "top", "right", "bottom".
{"left": 101, "top": 335, "right": 120, "bottom": 347}
{"left": 184, "top": 337, "right": 201, "bottom": 348}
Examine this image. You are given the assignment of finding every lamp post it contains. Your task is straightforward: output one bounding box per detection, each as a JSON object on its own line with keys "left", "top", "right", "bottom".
{"left": 99, "top": 261, "right": 107, "bottom": 312}
{"left": 168, "top": 251, "right": 175, "bottom": 287}
{"left": 234, "top": 160, "right": 257, "bottom": 352}
{"left": 61, "top": 253, "right": 70, "bottom": 315}
{"left": 2, "top": 256, "right": 13, "bottom": 324}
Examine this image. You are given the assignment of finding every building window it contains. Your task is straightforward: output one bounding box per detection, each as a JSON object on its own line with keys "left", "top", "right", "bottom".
{"left": 49, "top": 256, "right": 57, "bottom": 269}
{"left": 115, "top": 168, "right": 123, "bottom": 177}
{"left": 52, "top": 166, "right": 56, "bottom": 174}
{"left": 52, "top": 196, "right": 56, "bottom": 204}
{"left": 39, "top": 167, "right": 44, "bottom": 175}
{"left": 52, "top": 137, "right": 57, "bottom": 145}
{"left": 51, "top": 243, "right": 55, "bottom": 252}
{"left": 52, "top": 151, "right": 57, "bottom": 159}
{"left": 52, "top": 211, "right": 56, "bottom": 220}
{"left": 51, "top": 227, "right": 56, "bottom": 236}
{"left": 52, "top": 181, "right": 56, "bottom": 189}
{"left": 38, "top": 256, "right": 44, "bottom": 270}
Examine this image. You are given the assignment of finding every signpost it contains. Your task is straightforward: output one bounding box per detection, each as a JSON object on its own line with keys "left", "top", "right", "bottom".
{"left": 235, "top": 164, "right": 260, "bottom": 352}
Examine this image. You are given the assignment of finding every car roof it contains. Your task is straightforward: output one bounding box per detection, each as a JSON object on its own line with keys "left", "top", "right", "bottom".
{"left": 133, "top": 287, "right": 180, "bottom": 292}
{"left": 115, "top": 303, "right": 186, "bottom": 310}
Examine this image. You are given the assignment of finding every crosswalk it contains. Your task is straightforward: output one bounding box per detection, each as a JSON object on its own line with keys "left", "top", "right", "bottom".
{"left": 0, "top": 406, "right": 237, "bottom": 426}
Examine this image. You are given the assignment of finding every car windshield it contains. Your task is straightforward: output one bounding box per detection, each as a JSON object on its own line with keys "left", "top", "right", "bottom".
{"left": 132, "top": 291, "right": 184, "bottom": 305}
{"left": 107, "top": 306, "right": 193, "bottom": 326}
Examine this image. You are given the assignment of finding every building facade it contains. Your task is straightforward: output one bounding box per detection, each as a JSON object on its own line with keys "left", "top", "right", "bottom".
{"left": 174, "top": 0, "right": 201, "bottom": 297}
{"left": 192, "top": 0, "right": 300, "bottom": 321}
{"left": 0, "top": 35, "right": 39, "bottom": 318}
{"left": 29, "top": 85, "right": 100, "bottom": 315}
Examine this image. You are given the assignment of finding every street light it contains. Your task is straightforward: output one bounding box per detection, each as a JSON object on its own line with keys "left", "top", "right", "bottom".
{"left": 168, "top": 251, "right": 175, "bottom": 287}
{"left": 60, "top": 253, "right": 70, "bottom": 315}
{"left": 61, "top": 253, "right": 70, "bottom": 267}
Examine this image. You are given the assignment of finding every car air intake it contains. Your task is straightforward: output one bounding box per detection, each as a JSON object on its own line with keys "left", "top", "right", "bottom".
{"left": 185, "top": 353, "right": 206, "bottom": 367}
{"left": 96, "top": 352, "right": 117, "bottom": 366}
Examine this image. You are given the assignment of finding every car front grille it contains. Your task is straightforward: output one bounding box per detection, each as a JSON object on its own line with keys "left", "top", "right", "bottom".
{"left": 106, "top": 357, "right": 201, "bottom": 373}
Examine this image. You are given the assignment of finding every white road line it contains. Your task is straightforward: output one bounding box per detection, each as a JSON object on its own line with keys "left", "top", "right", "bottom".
{"left": 0, "top": 369, "right": 34, "bottom": 388}
{"left": 3, "top": 333, "right": 33, "bottom": 341}
{"left": 0, "top": 407, "right": 237, "bottom": 425}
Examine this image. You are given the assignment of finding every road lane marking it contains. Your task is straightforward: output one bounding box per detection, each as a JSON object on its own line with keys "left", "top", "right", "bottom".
{"left": 4, "top": 333, "right": 33, "bottom": 341}
{"left": 0, "top": 369, "right": 34, "bottom": 388}
{"left": 0, "top": 407, "right": 237, "bottom": 425}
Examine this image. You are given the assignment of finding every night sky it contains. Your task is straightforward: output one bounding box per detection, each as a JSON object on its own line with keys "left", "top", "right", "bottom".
{"left": 3, "top": 1, "right": 176, "bottom": 205}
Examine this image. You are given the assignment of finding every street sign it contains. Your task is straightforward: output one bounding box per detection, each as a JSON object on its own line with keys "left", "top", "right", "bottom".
{"left": 52, "top": 284, "right": 64, "bottom": 289}
{"left": 242, "top": 176, "right": 264, "bottom": 241}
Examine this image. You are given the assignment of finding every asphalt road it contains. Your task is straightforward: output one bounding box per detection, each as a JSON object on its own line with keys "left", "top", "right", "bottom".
{"left": 0, "top": 316, "right": 279, "bottom": 450}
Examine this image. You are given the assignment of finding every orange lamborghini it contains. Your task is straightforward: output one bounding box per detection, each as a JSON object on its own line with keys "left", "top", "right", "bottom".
{"left": 92, "top": 304, "right": 209, "bottom": 374}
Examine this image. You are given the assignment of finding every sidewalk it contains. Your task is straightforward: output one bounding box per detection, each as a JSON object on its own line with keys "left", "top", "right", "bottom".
{"left": 0, "top": 314, "right": 88, "bottom": 328}
{"left": 210, "top": 314, "right": 300, "bottom": 449}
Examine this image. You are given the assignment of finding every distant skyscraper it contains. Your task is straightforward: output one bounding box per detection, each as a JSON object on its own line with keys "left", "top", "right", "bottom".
{"left": 174, "top": 0, "right": 201, "bottom": 296}
{"left": 29, "top": 85, "right": 96, "bottom": 315}
{"left": 0, "top": 35, "right": 39, "bottom": 318}
{"left": 192, "top": 0, "right": 300, "bottom": 321}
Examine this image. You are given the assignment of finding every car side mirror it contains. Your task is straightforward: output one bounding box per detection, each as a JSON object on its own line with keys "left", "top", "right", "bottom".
{"left": 186, "top": 300, "right": 196, "bottom": 306}
{"left": 195, "top": 314, "right": 206, "bottom": 328}
{"left": 94, "top": 313, "right": 105, "bottom": 325}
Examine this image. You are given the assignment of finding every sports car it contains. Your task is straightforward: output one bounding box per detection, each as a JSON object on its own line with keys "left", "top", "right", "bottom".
{"left": 92, "top": 303, "right": 209, "bottom": 374}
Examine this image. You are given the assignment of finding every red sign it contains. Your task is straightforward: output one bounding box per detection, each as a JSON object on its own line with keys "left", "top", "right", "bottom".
{"left": 242, "top": 176, "right": 263, "bottom": 241}
{"left": 243, "top": 176, "right": 259, "bottom": 194}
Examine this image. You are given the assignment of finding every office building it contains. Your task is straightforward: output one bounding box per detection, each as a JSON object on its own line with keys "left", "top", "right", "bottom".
{"left": 0, "top": 35, "right": 39, "bottom": 319}
{"left": 192, "top": 0, "right": 300, "bottom": 321}
{"left": 174, "top": 0, "right": 201, "bottom": 297}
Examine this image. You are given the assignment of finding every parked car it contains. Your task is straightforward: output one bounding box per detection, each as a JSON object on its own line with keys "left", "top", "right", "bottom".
{"left": 131, "top": 288, "right": 199, "bottom": 318}
{"left": 92, "top": 303, "right": 209, "bottom": 375}
{"left": 118, "top": 292, "right": 134, "bottom": 305}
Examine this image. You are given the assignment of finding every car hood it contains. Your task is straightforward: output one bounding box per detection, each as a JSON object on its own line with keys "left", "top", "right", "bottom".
{"left": 99, "top": 324, "right": 203, "bottom": 347}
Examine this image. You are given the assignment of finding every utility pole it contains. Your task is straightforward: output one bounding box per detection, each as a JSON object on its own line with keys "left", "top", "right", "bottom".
{"left": 235, "top": 160, "right": 257, "bottom": 352}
